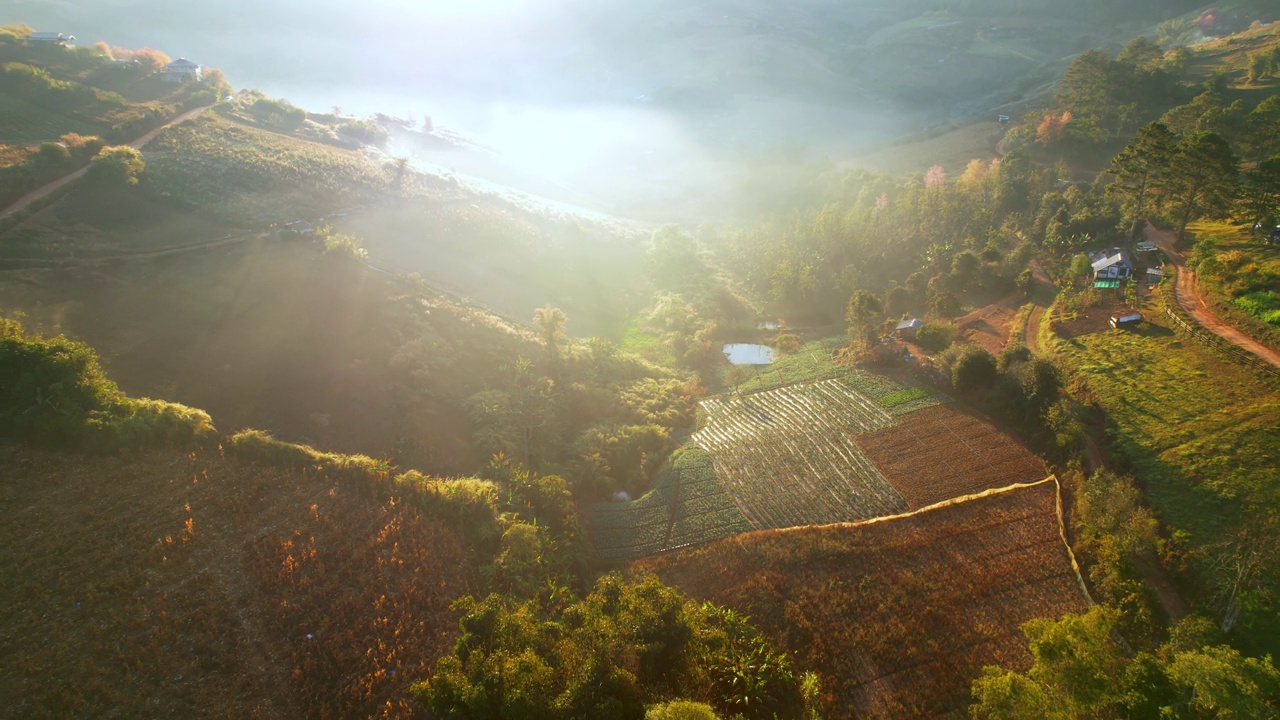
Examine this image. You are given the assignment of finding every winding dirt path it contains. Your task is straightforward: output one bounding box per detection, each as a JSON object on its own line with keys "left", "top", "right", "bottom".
{"left": 1145, "top": 223, "right": 1280, "bottom": 369}
{"left": 0, "top": 105, "right": 212, "bottom": 219}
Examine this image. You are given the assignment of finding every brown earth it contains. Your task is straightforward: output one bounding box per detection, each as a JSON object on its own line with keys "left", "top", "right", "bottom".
{"left": 856, "top": 404, "right": 1047, "bottom": 509}
{"left": 0, "top": 445, "right": 476, "bottom": 719}
{"left": 637, "top": 479, "right": 1088, "bottom": 720}
{"left": 954, "top": 294, "right": 1018, "bottom": 355}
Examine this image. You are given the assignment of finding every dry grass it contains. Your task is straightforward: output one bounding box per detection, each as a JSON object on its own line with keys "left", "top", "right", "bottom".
{"left": 636, "top": 479, "right": 1087, "bottom": 720}
{"left": 0, "top": 444, "right": 476, "bottom": 719}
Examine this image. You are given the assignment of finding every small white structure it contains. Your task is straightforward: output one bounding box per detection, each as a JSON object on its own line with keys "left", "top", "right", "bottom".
{"left": 1110, "top": 311, "right": 1143, "bottom": 329}
{"left": 1090, "top": 249, "right": 1135, "bottom": 280}
{"left": 163, "top": 58, "right": 202, "bottom": 83}
{"left": 28, "top": 32, "right": 75, "bottom": 45}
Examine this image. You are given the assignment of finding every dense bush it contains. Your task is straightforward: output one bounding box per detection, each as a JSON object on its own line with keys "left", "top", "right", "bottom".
{"left": 914, "top": 322, "right": 955, "bottom": 352}
{"left": 416, "top": 573, "right": 811, "bottom": 719}
{"left": 0, "top": 318, "right": 215, "bottom": 448}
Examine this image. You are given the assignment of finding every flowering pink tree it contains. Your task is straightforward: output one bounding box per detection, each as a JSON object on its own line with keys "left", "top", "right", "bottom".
{"left": 925, "top": 165, "right": 947, "bottom": 190}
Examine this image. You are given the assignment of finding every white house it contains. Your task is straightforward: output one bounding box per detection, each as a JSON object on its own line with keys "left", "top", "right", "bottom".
{"left": 28, "top": 32, "right": 75, "bottom": 46}
{"left": 1089, "top": 249, "right": 1135, "bottom": 280}
{"left": 163, "top": 58, "right": 202, "bottom": 83}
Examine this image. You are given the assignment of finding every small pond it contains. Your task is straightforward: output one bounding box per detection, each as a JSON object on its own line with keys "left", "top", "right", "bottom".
{"left": 723, "top": 343, "right": 776, "bottom": 365}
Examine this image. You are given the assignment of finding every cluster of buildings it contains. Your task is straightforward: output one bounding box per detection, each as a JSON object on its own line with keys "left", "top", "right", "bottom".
{"left": 25, "top": 29, "right": 202, "bottom": 83}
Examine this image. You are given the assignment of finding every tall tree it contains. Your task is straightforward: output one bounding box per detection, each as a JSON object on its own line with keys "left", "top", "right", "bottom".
{"left": 845, "top": 289, "right": 883, "bottom": 350}
{"left": 1244, "top": 96, "right": 1280, "bottom": 160}
{"left": 1107, "top": 122, "right": 1178, "bottom": 237}
{"left": 532, "top": 305, "right": 568, "bottom": 360}
{"left": 1235, "top": 157, "right": 1280, "bottom": 230}
{"left": 1158, "top": 132, "right": 1240, "bottom": 240}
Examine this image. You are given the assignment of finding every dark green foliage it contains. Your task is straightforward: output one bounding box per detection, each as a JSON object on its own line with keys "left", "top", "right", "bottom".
{"left": 1107, "top": 122, "right": 1177, "bottom": 234}
{"left": 247, "top": 94, "right": 306, "bottom": 128}
{"left": 915, "top": 322, "right": 955, "bottom": 352}
{"left": 415, "top": 574, "right": 807, "bottom": 720}
{"left": 845, "top": 289, "right": 883, "bottom": 348}
{"left": 1235, "top": 157, "right": 1280, "bottom": 227}
{"left": 971, "top": 606, "right": 1280, "bottom": 720}
{"left": 946, "top": 344, "right": 998, "bottom": 394}
{"left": 1159, "top": 132, "right": 1240, "bottom": 238}
{"left": 86, "top": 144, "right": 144, "bottom": 186}
{"left": 0, "top": 318, "right": 215, "bottom": 449}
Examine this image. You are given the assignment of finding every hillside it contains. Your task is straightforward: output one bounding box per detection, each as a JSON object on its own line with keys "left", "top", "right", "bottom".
{"left": 0, "top": 444, "right": 477, "bottom": 718}
{"left": 637, "top": 479, "right": 1088, "bottom": 720}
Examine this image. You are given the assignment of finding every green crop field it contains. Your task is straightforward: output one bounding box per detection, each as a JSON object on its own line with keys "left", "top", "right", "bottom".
{"left": 695, "top": 377, "right": 909, "bottom": 529}
{"left": 590, "top": 444, "right": 752, "bottom": 563}
{"left": 591, "top": 362, "right": 1028, "bottom": 560}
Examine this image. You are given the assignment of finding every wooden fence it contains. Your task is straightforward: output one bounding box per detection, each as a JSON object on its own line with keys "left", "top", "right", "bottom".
{"left": 1158, "top": 283, "right": 1280, "bottom": 384}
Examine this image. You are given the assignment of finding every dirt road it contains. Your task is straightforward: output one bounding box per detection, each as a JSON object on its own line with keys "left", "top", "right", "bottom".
{"left": 1145, "top": 223, "right": 1280, "bottom": 369}
{"left": 0, "top": 105, "right": 212, "bottom": 219}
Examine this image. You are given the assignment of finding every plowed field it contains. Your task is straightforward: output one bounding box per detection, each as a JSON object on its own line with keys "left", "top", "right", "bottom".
{"left": 636, "top": 479, "right": 1087, "bottom": 720}
{"left": 856, "top": 404, "right": 1047, "bottom": 509}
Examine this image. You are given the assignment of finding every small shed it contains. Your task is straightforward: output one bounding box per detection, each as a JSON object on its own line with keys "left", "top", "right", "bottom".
{"left": 894, "top": 318, "right": 924, "bottom": 340}
{"left": 1110, "top": 311, "right": 1143, "bottom": 329}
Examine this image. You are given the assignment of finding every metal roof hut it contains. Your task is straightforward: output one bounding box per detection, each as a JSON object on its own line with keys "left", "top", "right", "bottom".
{"left": 894, "top": 318, "right": 924, "bottom": 340}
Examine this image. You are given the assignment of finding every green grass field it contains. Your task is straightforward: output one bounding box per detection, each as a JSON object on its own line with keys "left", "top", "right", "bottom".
{"left": 1052, "top": 309, "right": 1280, "bottom": 653}
{"left": 590, "top": 444, "right": 752, "bottom": 563}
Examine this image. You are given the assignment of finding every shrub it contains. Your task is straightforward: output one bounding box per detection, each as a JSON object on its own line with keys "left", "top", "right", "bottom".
{"left": 337, "top": 119, "right": 389, "bottom": 147}
{"left": 915, "top": 322, "right": 955, "bottom": 352}
{"left": 87, "top": 145, "right": 145, "bottom": 186}
{"left": 225, "top": 428, "right": 386, "bottom": 476}
{"left": 774, "top": 332, "right": 803, "bottom": 355}
{"left": 322, "top": 232, "right": 369, "bottom": 260}
{"left": 0, "top": 319, "right": 215, "bottom": 448}
{"left": 946, "top": 344, "right": 998, "bottom": 394}
{"left": 646, "top": 701, "right": 720, "bottom": 720}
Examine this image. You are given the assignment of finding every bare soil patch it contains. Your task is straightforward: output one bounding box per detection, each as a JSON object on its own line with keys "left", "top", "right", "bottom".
{"left": 855, "top": 404, "right": 1047, "bottom": 509}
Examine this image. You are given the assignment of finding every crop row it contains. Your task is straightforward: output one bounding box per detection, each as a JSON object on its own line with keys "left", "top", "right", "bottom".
{"left": 856, "top": 405, "right": 1047, "bottom": 509}
{"left": 590, "top": 445, "right": 751, "bottom": 562}
{"left": 693, "top": 378, "right": 908, "bottom": 529}
{"left": 638, "top": 479, "right": 1087, "bottom": 720}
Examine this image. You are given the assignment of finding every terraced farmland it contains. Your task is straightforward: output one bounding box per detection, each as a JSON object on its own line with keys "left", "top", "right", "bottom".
{"left": 693, "top": 377, "right": 908, "bottom": 528}
{"left": 637, "top": 479, "right": 1088, "bottom": 720}
{"left": 857, "top": 404, "right": 1047, "bottom": 509}
{"left": 591, "top": 367, "right": 1043, "bottom": 559}
{"left": 591, "top": 445, "right": 752, "bottom": 563}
